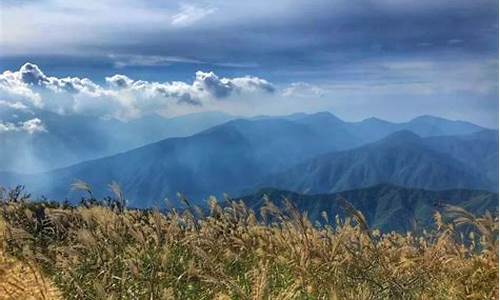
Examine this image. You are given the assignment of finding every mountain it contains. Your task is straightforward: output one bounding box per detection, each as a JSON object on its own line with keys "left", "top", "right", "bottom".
{"left": 251, "top": 112, "right": 489, "bottom": 151}
{"left": 347, "top": 117, "right": 399, "bottom": 143}
{"left": 0, "top": 112, "right": 493, "bottom": 208}
{"left": 254, "top": 112, "right": 487, "bottom": 147}
{"left": 401, "top": 115, "right": 486, "bottom": 137}
{"left": 238, "top": 184, "right": 498, "bottom": 232}
{"left": 266, "top": 130, "right": 496, "bottom": 194}
{"left": 2, "top": 116, "right": 349, "bottom": 206}
{"left": 423, "top": 129, "right": 499, "bottom": 184}
{"left": 0, "top": 109, "right": 234, "bottom": 172}
{"left": 292, "top": 112, "right": 364, "bottom": 149}
{"left": 1, "top": 110, "right": 487, "bottom": 174}
{"left": 346, "top": 115, "right": 486, "bottom": 144}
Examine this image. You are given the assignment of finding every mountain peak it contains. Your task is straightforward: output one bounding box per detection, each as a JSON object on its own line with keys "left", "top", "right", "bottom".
{"left": 405, "top": 115, "right": 485, "bottom": 136}
{"left": 363, "top": 117, "right": 382, "bottom": 122}
{"left": 409, "top": 115, "right": 483, "bottom": 128}
{"left": 298, "top": 111, "right": 344, "bottom": 124}
{"left": 360, "top": 117, "right": 393, "bottom": 125}
{"left": 311, "top": 111, "right": 339, "bottom": 118}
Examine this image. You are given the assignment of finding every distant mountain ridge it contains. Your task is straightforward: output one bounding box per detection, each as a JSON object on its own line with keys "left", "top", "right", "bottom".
{"left": 2, "top": 116, "right": 348, "bottom": 206}
{"left": 0, "top": 109, "right": 235, "bottom": 172}
{"left": 0, "top": 111, "right": 495, "bottom": 208}
{"left": 263, "top": 112, "right": 487, "bottom": 146}
{"left": 265, "top": 130, "right": 497, "bottom": 195}
{"left": 238, "top": 184, "right": 498, "bottom": 232}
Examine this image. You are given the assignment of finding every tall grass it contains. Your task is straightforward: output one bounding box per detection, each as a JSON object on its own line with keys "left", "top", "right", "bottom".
{"left": 0, "top": 204, "right": 61, "bottom": 299}
{"left": 0, "top": 185, "right": 498, "bottom": 299}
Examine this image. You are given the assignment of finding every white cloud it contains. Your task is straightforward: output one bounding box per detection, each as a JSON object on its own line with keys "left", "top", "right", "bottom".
{"left": 0, "top": 68, "right": 43, "bottom": 107}
{"left": 0, "top": 100, "right": 29, "bottom": 110}
{"left": 0, "top": 63, "right": 275, "bottom": 120}
{"left": 171, "top": 4, "right": 217, "bottom": 27}
{"left": 21, "top": 118, "right": 47, "bottom": 134}
{"left": 0, "top": 118, "right": 47, "bottom": 134}
{"left": 282, "top": 82, "right": 325, "bottom": 98}
{"left": 108, "top": 54, "right": 204, "bottom": 68}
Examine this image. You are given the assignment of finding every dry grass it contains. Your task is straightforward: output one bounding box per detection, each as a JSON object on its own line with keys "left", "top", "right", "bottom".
{"left": 0, "top": 186, "right": 498, "bottom": 299}
{"left": 0, "top": 217, "right": 61, "bottom": 300}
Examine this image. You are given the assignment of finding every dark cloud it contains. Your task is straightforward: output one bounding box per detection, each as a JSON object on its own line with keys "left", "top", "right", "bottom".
{"left": 20, "top": 63, "right": 48, "bottom": 85}
{"left": 2, "top": 1, "right": 497, "bottom": 70}
{"left": 106, "top": 74, "right": 133, "bottom": 88}
{"left": 195, "top": 71, "right": 233, "bottom": 98}
{"left": 99, "top": 0, "right": 497, "bottom": 73}
{"left": 0, "top": 0, "right": 496, "bottom": 126}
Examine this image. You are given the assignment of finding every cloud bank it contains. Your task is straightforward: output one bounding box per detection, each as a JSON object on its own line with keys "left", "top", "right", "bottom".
{"left": 0, "top": 63, "right": 275, "bottom": 120}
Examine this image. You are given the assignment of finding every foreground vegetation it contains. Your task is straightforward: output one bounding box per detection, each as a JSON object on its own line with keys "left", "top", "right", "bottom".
{"left": 0, "top": 185, "right": 498, "bottom": 299}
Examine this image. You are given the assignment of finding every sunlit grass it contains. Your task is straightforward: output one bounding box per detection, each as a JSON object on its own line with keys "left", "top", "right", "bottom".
{"left": 0, "top": 185, "right": 498, "bottom": 299}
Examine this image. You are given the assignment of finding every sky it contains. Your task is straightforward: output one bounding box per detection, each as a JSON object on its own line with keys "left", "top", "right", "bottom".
{"left": 0, "top": 0, "right": 498, "bottom": 127}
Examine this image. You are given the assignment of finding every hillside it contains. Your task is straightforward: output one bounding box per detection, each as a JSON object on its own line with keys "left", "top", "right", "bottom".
{"left": 424, "top": 129, "right": 499, "bottom": 183}
{"left": 0, "top": 189, "right": 497, "bottom": 299}
{"left": 266, "top": 130, "right": 496, "bottom": 195}
{"left": 238, "top": 184, "right": 498, "bottom": 232}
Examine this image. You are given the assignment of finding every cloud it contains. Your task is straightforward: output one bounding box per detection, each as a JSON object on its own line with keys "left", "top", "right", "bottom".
{"left": 0, "top": 100, "right": 29, "bottom": 110}
{"left": 0, "top": 118, "right": 47, "bottom": 134}
{"left": 106, "top": 74, "right": 134, "bottom": 88}
{"left": 0, "top": 63, "right": 275, "bottom": 120}
{"left": 104, "top": 70, "right": 275, "bottom": 102}
{"left": 0, "top": 0, "right": 495, "bottom": 66}
{"left": 193, "top": 71, "right": 275, "bottom": 98}
{"left": 13, "top": 63, "right": 103, "bottom": 95}
{"left": 0, "top": 67, "right": 43, "bottom": 107}
{"left": 171, "top": 4, "right": 216, "bottom": 27}
{"left": 282, "top": 82, "right": 325, "bottom": 98}
{"left": 21, "top": 118, "right": 47, "bottom": 134}
{"left": 107, "top": 54, "right": 260, "bottom": 70}
{"left": 448, "top": 39, "right": 464, "bottom": 45}
{"left": 108, "top": 54, "right": 204, "bottom": 68}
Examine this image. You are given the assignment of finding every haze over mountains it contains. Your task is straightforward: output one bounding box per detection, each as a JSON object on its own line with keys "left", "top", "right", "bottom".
{"left": 0, "top": 111, "right": 497, "bottom": 209}
{"left": 0, "top": 108, "right": 234, "bottom": 172}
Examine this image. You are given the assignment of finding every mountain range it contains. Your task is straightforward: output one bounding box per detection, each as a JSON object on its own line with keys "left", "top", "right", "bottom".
{"left": 0, "top": 108, "right": 235, "bottom": 172}
{"left": 266, "top": 130, "right": 498, "bottom": 194}
{"left": 0, "top": 111, "right": 496, "bottom": 208}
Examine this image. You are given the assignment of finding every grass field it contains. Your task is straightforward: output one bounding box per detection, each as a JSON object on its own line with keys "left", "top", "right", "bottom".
{"left": 0, "top": 217, "right": 61, "bottom": 300}
{"left": 0, "top": 185, "right": 498, "bottom": 299}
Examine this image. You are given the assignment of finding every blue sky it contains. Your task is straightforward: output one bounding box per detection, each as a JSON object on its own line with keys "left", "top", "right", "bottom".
{"left": 0, "top": 0, "right": 498, "bottom": 127}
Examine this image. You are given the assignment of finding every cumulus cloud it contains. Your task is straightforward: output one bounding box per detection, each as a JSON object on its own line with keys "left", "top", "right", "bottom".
{"left": 21, "top": 63, "right": 102, "bottom": 95}
{"left": 0, "top": 63, "right": 275, "bottom": 120}
{"left": 0, "top": 118, "right": 47, "bottom": 134}
{"left": 0, "top": 68, "right": 43, "bottom": 107}
{"left": 193, "top": 71, "right": 275, "bottom": 98}
{"left": 106, "top": 74, "right": 134, "bottom": 88}
{"left": 21, "top": 118, "right": 47, "bottom": 134}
